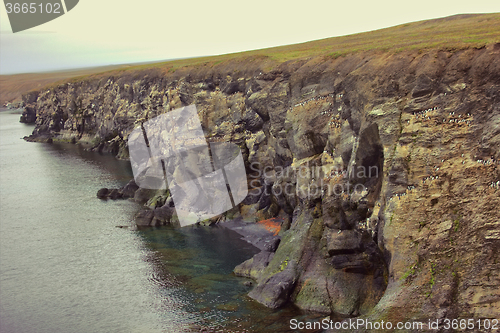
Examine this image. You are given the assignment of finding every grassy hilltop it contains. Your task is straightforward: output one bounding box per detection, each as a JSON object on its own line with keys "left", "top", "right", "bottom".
{"left": 1, "top": 13, "right": 499, "bottom": 106}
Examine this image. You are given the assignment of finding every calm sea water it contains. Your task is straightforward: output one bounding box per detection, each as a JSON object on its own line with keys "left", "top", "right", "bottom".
{"left": 0, "top": 109, "right": 320, "bottom": 333}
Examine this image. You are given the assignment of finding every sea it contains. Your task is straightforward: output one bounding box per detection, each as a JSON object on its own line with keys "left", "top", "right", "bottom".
{"left": 0, "top": 108, "right": 321, "bottom": 333}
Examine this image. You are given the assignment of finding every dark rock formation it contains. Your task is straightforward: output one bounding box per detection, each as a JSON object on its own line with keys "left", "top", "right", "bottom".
{"left": 20, "top": 106, "right": 36, "bottom": 123}
{"left": 108, "top": 188, "right": 122, "bottom": 200}
{"left": 264, "top": 237, "right": 280, "bottom": 252}
{"left": 133, "top": 187, "right": 155, "bottom": 204}
{"left": 234, "top": 250, "right": 274, "bottom": 280}
{"left": 248, "top": 259, "right": 298, "bottom": 309}
{"left": 135, "top": 209, "right": 154, "bottom": 226}
{"left": 96, "top": 188, "right": 109, "bottom": 199}
{"left": 120, "top": 179, "right": 139, "bottom": 198}
{"left": 153, "top": 203, "right": 174, "bottom": 225}
{"left": 96, "top": 180, "right": 139, "bottom": 201}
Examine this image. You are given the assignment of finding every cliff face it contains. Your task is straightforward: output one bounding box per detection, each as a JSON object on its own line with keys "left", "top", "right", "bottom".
{"left": 22, "top": 45, "right": 500, "bottom": 325}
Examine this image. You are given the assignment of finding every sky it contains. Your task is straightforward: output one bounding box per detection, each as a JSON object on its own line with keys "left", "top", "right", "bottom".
{"left": 1, "top": 0, "right": 499, "bottom": 75}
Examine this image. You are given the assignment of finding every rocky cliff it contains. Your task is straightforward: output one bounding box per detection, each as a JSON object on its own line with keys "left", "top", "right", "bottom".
{"left": 21, "top": 43, "right": 500, "bottom": 329}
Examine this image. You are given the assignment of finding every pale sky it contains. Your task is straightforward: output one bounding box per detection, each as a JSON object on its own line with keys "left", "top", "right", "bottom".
{"left": 1, "top": 0, "right": 499, "bottom": 74}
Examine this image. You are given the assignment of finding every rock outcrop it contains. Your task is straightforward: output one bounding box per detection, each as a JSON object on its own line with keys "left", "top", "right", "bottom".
{"left": 22, "top": 45, "right": 500, "bottom": 326}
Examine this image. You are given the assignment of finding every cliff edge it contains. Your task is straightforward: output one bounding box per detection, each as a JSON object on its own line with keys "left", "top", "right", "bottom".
{"left": 20, "top": 14, "right": 500, "bottom": 330}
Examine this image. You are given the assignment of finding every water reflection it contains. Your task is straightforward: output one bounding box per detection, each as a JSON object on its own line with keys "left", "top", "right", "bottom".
{"left": 1, "top": 109, "right": 329, "bottom": 333}
{"left": 137, "top": 225, "right": 328, "bottom": 332}
{"left": 0, "top": 110, "right": 198, "bottom": 333}
{"left": 42, "top": 141, "right": 134, "bottom": 185}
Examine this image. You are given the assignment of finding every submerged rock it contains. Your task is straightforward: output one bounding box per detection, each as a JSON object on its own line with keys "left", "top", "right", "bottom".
{"left": 96, "top": 188, "right": 109, "bottom": 199}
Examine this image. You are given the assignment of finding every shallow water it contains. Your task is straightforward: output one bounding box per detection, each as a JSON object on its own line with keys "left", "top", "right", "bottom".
{"left": 0, "top": 109, "right": 325, "bottom": 333}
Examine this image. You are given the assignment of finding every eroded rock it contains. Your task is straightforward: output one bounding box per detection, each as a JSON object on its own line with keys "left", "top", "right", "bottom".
{"left": 24, "top": 44, "right": 500, "bottom": 322}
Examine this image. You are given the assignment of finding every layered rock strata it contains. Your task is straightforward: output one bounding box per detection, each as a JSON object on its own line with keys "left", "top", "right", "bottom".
{"left": 22, "top": 46, "right": 500, "bottom": 325}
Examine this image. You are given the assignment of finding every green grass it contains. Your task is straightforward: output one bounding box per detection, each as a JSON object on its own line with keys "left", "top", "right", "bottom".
{"left": 4, "top": 13, "right": 500, "bottom": 99}
{"left": 62, "top": 13, "right": 500, "bottom": 84}
{"left": 425, "top": 262, "right": 438, "bottom": 297}
{"left": 429, "top": 262, "right": 437, "bottom": 288}
{"left": 401, "top": 266, "right": 416, "bottom": 281}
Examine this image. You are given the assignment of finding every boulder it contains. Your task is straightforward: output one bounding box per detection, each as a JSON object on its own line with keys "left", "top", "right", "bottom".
{"left": 153, "top": 203, "right": 174, "bottom": 224}
{"left": 325, "top": 229, "right": 362, "bottom": 256}
{"left": 119, "top": 179, "right": 139, "bottom": 198}
{"left": 133, "top": 187, "right": 155, "bottom": 204}
{"left": 108, "top": 188, "right": 122, "bottom": 200}
{"left": 329, "top": 253, "right": 373, "bottom": 273}
{"left": 135, "top": 209, "right": 154, "bottom": 226}
{"left": 411, "top": 74, "right": 434, "bottom": 98}
{"left": 234, "top": 250, "right": 274, "bottom": 280}
{"left": 264, "top": 237, "right": 281, "bottom": 252}
{"left": 242, "top": 109, "right": 264, "bottom": 132}
{"left": 96, "top": 188, "right": 109, "bottom": 199}
{"left": 248, "top": 260, "right": 298, "bottom": 309}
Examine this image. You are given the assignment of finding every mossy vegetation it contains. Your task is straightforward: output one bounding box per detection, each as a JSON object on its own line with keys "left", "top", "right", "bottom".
{"left": 401, "top": 266, "right": 416, "bottom": 281}
{"left": 279, "top": 258, "right": 289, "bottom": 272}
{"left": 429, "top": 262, "right": 437, "bottom": 289}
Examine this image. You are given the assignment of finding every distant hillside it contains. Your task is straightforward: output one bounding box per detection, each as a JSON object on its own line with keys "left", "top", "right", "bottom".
{"left": 0, "top": 65, "right": 132, "bottom": 106}
{"left": 1, "top": 13, "right": 499, "bottom": 106}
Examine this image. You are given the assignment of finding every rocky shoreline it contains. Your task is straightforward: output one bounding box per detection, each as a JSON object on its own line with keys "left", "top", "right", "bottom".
{"left": 19, "top": 43, "right": 500, "bottom": 328}
{"left": 97, "top": 180, "right": 281, "bottom": 251}
{"left": 2, "top": 101, "right": 24, "bottom": 110}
